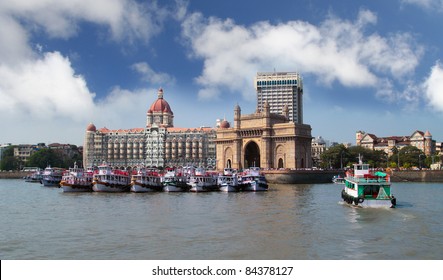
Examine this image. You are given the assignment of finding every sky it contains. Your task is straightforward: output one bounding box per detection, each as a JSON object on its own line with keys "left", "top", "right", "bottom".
{"left": 1, "top": 0, "right": 443, "bottom": 147}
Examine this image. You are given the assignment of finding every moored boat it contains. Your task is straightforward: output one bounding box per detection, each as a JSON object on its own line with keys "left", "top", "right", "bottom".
{"left": 41, "top": 165, "right": 64, "bottom": 187}
{"left": 217, "top": 168, "right": 240, "bottom": 192}
{"left": 332, "top": 175, "right": 345, "bottom": 184}
{"left": 342, "top": 156, "right": 396, "bottom": 208}
{"left": 24, "top": 169, "right": 43, "bottom": 183}
{"left": 130, "top": 166, "right": 163, "bottom": 192}
{"left": 187, "top": 167, "right": 218, "bottom": 192}
{"left": 239, "top": 167, "right": 268, "bottom": 191}
{"left": 92, "top": 163, "right": 130, "bottom": 192}
{"left": 60, "top": 163, "right": 93, "bottom": 192}
{"left": 162, "top": 169, "right": 190, "bottom": 192}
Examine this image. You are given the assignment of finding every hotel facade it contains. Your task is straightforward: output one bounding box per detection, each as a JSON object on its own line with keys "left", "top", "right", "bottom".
{"left": 83, "top": 89, "right": 216, "bottom": 169}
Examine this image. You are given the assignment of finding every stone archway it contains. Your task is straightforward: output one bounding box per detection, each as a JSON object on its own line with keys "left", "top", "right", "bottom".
{"left": 278, "top": 158, "right": 284, "bottom": 168}
{"left": 224, "top": 147, "right": 233, "bottom": 168}
{"left": 244, "top": 141, "right": 260, "bottom": 168}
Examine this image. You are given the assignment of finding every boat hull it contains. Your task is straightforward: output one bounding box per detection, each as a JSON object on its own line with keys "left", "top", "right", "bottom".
{"left": 61, "top": 184, "right": 93, "bottom": 192}
{"left": 219, "top": 184, "right": 240, "bottom": 192}
{"left": 241, "top": 182, "right": 268, "bottom": 191}
{"left": 41, "top": 178, "right": 61, "bottom": 187}
{"left": 130, "top": 183, "right": 161, "bottom": 193}
{"left": 92, "top": 182, "right": 129, "bottom": 192}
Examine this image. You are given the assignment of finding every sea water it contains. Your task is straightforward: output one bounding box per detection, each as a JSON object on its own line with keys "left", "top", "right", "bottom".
{"left": 1, "top": 179, "right": 442, "bottom": 260}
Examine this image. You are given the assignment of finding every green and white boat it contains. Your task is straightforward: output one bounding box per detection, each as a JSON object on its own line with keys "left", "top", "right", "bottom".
{"left": 341, "top": 157, "right": 396, "bottom": 208}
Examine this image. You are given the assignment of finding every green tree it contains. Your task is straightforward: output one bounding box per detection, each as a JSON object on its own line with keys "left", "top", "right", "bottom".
{"left": 26, "top": 148, "right": 64, "bottom": 169}
{"left": 0, "top": 146, "right": 22, "bottom": 170}
{"left": 320, "top": 144, "right": 349, "bottom": 169}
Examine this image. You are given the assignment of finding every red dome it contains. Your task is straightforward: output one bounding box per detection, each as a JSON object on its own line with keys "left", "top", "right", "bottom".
{"left": 86, "top": 123, "right": 96, "bottom": 132}
{"left": 220, "top": 120, "right": 230, "bottom": 129}
{"left": 148, "top": 88, "right": 173, "bottom": 114}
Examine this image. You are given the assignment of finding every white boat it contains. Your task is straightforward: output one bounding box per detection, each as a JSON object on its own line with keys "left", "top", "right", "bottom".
{"left": 332, "top": 175, "right": 345, "bottom": 184}
{"left": 240, "top": 167, "right": 268, "bottom": 191}
{"left": 187, "top": 167, "right": 218, "bottom": 192}
{"left": 41, "top": 165, "right": 64, "bottom": 187}
{"left": 60, "top": 164, "right": 93, "bottom": 192}
{"left": 92, "top": 163, "right": 130, "bottom": 192}
{"left": 217, "top": 168, "right": 240, "bottom": 192}
{"left": 24, "top": 169, "right": 43, "bottom": 183}
{"left": 342, "top": 156, "right": 396, "bottom": 208}
{"left": 162, "top": 169, "right": 190, "bottom": 192}
{"left": 130, "top": 166, "right": 163, "bottom": 192}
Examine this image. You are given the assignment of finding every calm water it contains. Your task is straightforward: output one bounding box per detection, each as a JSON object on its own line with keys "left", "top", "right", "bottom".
{"left": 0, "top": 179, "right": 442, "bottom": 260}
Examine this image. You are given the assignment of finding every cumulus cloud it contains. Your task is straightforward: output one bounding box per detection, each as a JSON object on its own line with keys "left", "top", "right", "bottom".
{"left": 132, "top": 62, "right": 176, "bottom": 85}
{"left": 0, "top": 0, "right": 166, "bottom": 42}
{"left": 181, "top": 9, "right": 424, "bottom": 102}
{"left": 423, "top": 61, "right": 443, "bottom": 112}
{"left": 0, "top": 0, "right": 169, "bottom": 145}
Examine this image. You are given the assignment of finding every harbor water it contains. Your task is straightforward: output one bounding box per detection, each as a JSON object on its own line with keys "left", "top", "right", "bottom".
{"left": 1, "top": 179, "right": 442, "bottom": 260}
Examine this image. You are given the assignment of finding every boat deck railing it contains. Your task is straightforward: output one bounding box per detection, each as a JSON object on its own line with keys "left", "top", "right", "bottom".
{"left": 347, "top": 176, "right": 390, "bottom": 184}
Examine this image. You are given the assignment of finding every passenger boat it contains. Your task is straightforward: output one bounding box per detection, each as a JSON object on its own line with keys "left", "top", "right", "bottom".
{"left": 342, "top": 156, "right": 396, "bottom": 208}
{"left": 41, "top": 165, "right": 64, "bottom": 187}
{"left": 92, "top": 163, "right": 130, "bottom": 192}
{"left": 187, "top": 167, "right": 218, "bottom": 192}
{"left": 217, "top": 168, "right": 240, "bottom": 192}
{"left": 60, "top": 163, "right": 93, "bottom": 192}
{"left": 332, "top": 175, "right": 345, "bottom": 184}
{"left": 162, "top": 169, "right": 190, "bottom": 192}
{"left": 24, "top": 169, "right": 43, "bottom": 183}
{"left": 130, "top": 166, "right": 163, "bottom": 192}
{"left": 239, "top": 167, "right": 268, "bottom": 191}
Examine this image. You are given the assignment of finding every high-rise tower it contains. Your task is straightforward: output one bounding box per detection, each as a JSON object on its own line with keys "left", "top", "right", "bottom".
{"left": 254, "top": 72, "right": 303, "bottom": 124}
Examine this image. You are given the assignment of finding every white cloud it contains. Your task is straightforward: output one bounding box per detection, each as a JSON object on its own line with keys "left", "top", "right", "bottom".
{"left": 0, "top": 0, "right": 166, "bottom": 42}
{"left": 424, "top": 61, "right": 443, "bottom": 112}
{"left": 0, "top": 0, "right": 170, "bottom": 145}
{"left": 402, "top": 0, "right": 443, "bottom": 11}
{"left": 132, "top": 62, "right": 176, "bottom": 85}
{"left": 181, "top": 9, "right": 423, "bottom": 102}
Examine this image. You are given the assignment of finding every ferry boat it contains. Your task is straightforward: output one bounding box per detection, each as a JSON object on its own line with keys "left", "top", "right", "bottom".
{"left": 60, "top": 163, "right": 93, "bottom": 192}
{"left": 41, "top": 165, "right": 64, "bottom": 187}
{"left": 239, "top": 167, "right": 268, "bottom": 191}
{"left": 92, "top": 163, "right": 130, "bottom": 192}
{"left": 130, "top": 166, "right": 163, "bottom": 192}
{"left": 187, "top": 167, "right": 218, "bottom": 192}
{"left": 24, "top": 169, "right": 43, "bottom": 183}
{"left": 342, "top": 156, "right": 396, "bottom": 208}
{"left": 162, "top": 169, "right": 190, "bottom": 192}
{"left": 217, "top": 168, "right": 240, "bottom": 192}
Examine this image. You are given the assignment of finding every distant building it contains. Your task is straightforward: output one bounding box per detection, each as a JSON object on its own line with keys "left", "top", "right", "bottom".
{"left": 356, "top": 130, "right": 436, "bottom": 156}
{"left": 311, "top": 136, "right": 327, "bottom": 166}
{"left": 255, "top": 72, "right": 304, "bottom": 124}
{"left": 83, "top": 88, "right": 216, "bottom": 169}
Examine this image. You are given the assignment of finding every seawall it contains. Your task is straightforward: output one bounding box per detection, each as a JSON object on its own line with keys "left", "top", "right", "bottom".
{"left": 263, "top": 169, "right": 443, "bottom": 184}
{"left": 387, "top": 170, "right": 443, "bottom": 182}
{"left": 0, "top": 171, "right": 30, "bottom": 179}
{"left": 263, "top": 169, "right": 342, "bottom": 184}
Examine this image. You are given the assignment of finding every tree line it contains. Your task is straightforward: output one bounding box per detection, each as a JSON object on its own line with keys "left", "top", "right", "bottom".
{"left": 0, "top": 146, "right": 82, "bottom": 171}
{"left": 319, "top": 144, "right": 440, "bottom": 170}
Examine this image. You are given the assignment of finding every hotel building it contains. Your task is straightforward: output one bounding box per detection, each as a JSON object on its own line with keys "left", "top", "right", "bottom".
{"left": 83, "top": 89, "right": 216, "bottom": 169}
{"left": 254, "top": 72, "right": 303, "bottom": 124}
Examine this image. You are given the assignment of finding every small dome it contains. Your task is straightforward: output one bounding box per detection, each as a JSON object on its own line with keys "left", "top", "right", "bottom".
{"left": 220, "top": 120, "right": 230, "bottom": 129}
{"left": 86, "top": 123, "right": 96, "bottom": 132}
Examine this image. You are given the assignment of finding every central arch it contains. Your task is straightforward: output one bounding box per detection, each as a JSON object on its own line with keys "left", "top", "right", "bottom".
{"left": 244, "top": 141, "right": 260, "bottom": 168}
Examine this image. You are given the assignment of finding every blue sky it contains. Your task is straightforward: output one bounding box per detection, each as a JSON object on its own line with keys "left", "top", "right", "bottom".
{"left": 1, "top": 0, "right": 443, "bottom": 146}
